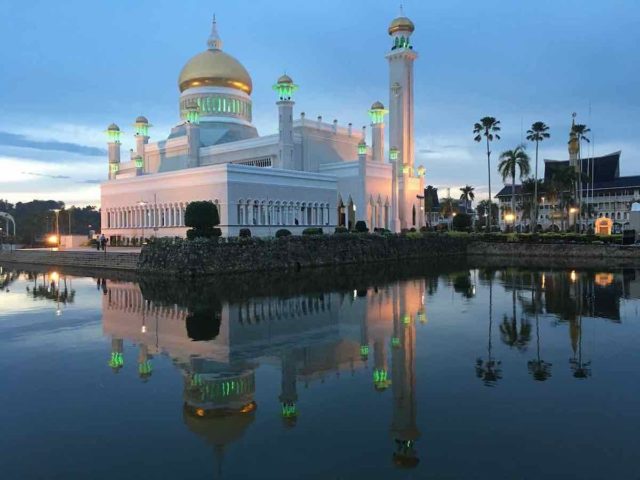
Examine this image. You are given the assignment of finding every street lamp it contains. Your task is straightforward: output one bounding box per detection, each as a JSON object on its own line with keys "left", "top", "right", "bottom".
{"left": 51, "top": 209, "right": 61, "bottom": 249}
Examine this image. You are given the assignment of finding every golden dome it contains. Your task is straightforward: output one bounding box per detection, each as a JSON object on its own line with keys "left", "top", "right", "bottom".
{"left": 178, "top": 49, "right": 253, "bottom": 94}
{"left": 388, "top": 16, "right": 415, "bottom": 35}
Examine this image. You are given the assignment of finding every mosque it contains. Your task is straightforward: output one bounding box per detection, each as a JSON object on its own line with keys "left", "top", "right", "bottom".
{"left": 100, "top": 11, "right": 425, "bottom": 239}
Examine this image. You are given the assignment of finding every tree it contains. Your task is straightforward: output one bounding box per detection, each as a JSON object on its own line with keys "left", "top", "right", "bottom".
{"left": 546, "top": 165, "right": 579, "bottom": 231}
{"left": 440, "top": 197, "right": 456, "bottom": 218}
{"left": 498, "top": 145, "right": 530, "bottom": 230}
{"left": 459, "top": 185, "right": 475, "bottom": 213}
{"left": 452, "top": 213, "right": 472, "bottom": 232}
{"left": 520, "top": 178, "right": 544, "bottom": 228}
{"left": 473, "top": 117, "right": 501, "bottom": 231}
{"left": 476, "top": 200, "right": 498, "bottom": 230}
{"left": 424, "top": 185, "right": 437, "bottom": 227}
{"left": 570, "top": 123, "right": 591, "bottom": 227}
{"left": 526, "top": 121, "right": 550, "bottom": 232}
{"left": 184, "top": 201, "right": 220, "bottom": 239}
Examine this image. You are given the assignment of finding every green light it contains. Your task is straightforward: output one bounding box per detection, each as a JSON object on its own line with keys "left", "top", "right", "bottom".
{"left": 402, "top": 165, "right": 411, "bottom": 175}
{"left": 273, "top": 82, "right": 299, "bottom": 101}
{"left": 391, "top": 337, "right": 400, "bottom": 348}
{"left": 107, "top": 130, "right": 121, "bottom": 143}
{"left": 360, "top": 345, "right": 369, "bottom": 357}
{"left": 389, "top": 147, "right": 399, "bottom": 161}
{"left": 185, "top": 105, "right": 200, "bottom": 124}
{"left": 135, "top": 156, "right": 143, "bottom": 169}
{"left": 135, "top": 124, "right": 149, "bottom": 136}
{"left": 108, "top": 352, "right": 124, "bottom": 369}
{"left": 402, "top": 314, "right": 411, "bottom": 326}
{"left": 281, "top": 402, "right": 297, "bottom": 418}
{"left": 368, "top": 107, "right": 388, "bottom": 125}
{"left": 417, "top": 166, "right": 426, "bottom": 177}
{"left": 110, "top": 163, "right": 119, "bottom": 174}
{"left": 138, "top": 360, "right": 152, "bottom": 376}
{"left": 358, "top": 142, "right": 367, "bottom": 155}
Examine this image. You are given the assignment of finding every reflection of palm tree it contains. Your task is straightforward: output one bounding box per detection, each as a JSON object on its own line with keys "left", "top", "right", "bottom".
{"left": 569, "top": 315, "right": 591, "bottom": 379}
{"left": 476, "top": 280, "right": 502, "bottom": 386}
{"left": 499, "top": 287, "right": 531, "bottom": 351}
{"left": 528, "top": 313, "right": 552, "bottom": 381}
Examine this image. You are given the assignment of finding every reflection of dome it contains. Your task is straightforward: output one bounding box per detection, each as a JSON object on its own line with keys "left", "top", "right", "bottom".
{"left": 179, "top": 50, "right": 253, "bottom": 94}
{"left": 183, "top": 402, "right": 256, "bottom": 446}
{"left": 388, "top": 16, "right": 415, "bottom": 35}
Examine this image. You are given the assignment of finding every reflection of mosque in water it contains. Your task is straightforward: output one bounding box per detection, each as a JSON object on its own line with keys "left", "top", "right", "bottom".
{"left": 101, "top": 278, "right": 427, "bottom": 468}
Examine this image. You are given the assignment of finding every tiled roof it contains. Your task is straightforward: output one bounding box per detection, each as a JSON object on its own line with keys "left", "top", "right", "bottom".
{"left": 544, "top": 151, "right": 621, "bottom": 183}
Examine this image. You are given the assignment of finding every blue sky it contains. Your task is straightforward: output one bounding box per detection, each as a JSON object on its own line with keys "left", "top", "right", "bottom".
{"left": 1, "top": 0, "right": 638, "bottom": 206}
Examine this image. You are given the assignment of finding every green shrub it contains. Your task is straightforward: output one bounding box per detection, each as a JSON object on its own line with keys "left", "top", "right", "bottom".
{"left": 276, "top": 229, "right": 292, "bottom": 238}
{"left": 406, "top": 231, "right": 422, "bottom": 239}
{"left": 302, "top": 227, "right": 323, "bottom": 235}
{"left": 354, "top": 221, "right": 368, "bottom": 233}
{"left": 334, "top": 226, "right": 349, "bottom": 234}
{"left": 452, "top": 213, "right": 472, "bottom": 232}
{"left": 239, "top": 228, "right": 251, "bottom": 238}
{"left": 185, "top": 201, "right": 220, "bottom": 240}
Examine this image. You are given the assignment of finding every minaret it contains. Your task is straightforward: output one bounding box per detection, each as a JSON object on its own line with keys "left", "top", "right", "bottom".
{"left": 279, "top": 351, "right": 298, "bottom": 427}
{"left": 386, "top": 8, "right": 417, "bottom": 230}
{"left": 106, "top": 123, "right": 121, "bottom": 180}
{"left": 133, "top": 116, "right": 151, "bottom": 160}
{"left": 569, "top": 113, "right": 579, "bottom": 168}
{"left": 358, "top": 126, "right": 367, "bottom": 161}
{"left": 185, "top": 105, "right": 201, "bottom": 168}
{"left": 273, "top": 74, "right": 298, "bottom": 170}
{"left": 369, "top": 101, "right": 388, "bottom": 162}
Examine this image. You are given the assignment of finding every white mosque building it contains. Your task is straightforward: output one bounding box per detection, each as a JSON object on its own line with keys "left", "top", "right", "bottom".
{"left": 100, "top": 13, "right": 425, "bottom": 239}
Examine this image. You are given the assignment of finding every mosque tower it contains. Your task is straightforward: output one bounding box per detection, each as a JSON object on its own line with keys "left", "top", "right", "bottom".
{"left": 386, "top": 8, "right": 417, "bottom": 230}
{"left": 273, "top": 74, "right": 298, "bottom": 170}
{"left": 106, "top": 124, "right": 121, "bottom": 180}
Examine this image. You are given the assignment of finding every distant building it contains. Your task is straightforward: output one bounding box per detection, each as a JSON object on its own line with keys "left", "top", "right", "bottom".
{"left": 496, "top": 124, "right": 640, "bottom": 232}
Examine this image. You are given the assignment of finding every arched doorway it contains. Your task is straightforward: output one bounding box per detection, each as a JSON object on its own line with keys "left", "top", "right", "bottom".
{"left": 595, "top": 217, "right": 613, "bottom": 235}
{"left": 337, "top": 197, "right": 346, "bottom": 227}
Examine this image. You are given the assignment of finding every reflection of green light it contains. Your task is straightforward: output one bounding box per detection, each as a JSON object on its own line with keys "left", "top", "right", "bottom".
{"left": 360, "top": 345, "right": 369, "bottom": 357}
{"left": 402, "top": 314, "right": 411, "bottom": 325}
{"left": 138, "top": 360, "right": 152, "bottom": 376}
{"left": 391, "top": 337, "right": 400, "bottom": 348}
{"left": 108, "top": 352, "right": 124, "bottom": 369}
{"left": 417, "top": 312, "right": 426, "bottom": 323}
{"left": 373, "top": 368, "right": 391, "bottom": 389}
{"left": 135, "top": 156, "right": 143, "bottom": 169}
{"left": 281, "top": 402, "right": 297, "bottom": 418}
{"left": 358, "top": 142, "right": 367, "bottom": 155}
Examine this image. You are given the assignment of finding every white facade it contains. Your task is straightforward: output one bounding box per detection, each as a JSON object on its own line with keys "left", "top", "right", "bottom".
{"left": 101, "top": 14, "right": 425, "bottom": 240}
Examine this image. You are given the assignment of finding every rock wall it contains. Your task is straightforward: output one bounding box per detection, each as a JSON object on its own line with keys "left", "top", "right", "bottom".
{"left": 468, "top": 242, "right": 640, "bottom": 263}
{"left": 138, "top": 234, "right": 468, "bottom": 276}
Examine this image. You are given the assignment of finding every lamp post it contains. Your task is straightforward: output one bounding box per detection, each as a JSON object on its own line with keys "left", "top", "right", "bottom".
{"left": 137, "top": 201, "right": 148, "bottom": 244}
{"left": 51, "top": 209, "right": 61, "bottom": 249}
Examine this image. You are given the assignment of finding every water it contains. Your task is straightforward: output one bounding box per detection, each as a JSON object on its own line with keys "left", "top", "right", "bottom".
{"left": 1, "top": 261, "right": 639, "bottom": 479}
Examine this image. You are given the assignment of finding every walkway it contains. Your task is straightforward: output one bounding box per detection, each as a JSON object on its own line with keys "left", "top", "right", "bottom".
{"left": 0, "top": 247, "right": 140, "bottom": 271}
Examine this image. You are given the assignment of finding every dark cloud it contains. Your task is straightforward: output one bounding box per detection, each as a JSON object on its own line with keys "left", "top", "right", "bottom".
{"left": 0, "top": 131, "right": 106, "bottom": 157}
{"left": 419, "top": 145, "right": 461, "bottom": 155}
{"left": 22, "top": 171, "right": 71, "bottom": 180}
{"left": 78, "top": 179, "right": 102, "bottom": 184}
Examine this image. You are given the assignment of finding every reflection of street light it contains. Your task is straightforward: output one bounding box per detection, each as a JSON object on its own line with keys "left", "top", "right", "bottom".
{"left": 570, "top": 270, "right": 577, "bottom": 283}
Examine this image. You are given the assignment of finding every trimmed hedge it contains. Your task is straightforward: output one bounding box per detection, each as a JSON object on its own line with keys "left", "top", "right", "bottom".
{"left": 354, "top": 221, "right": 368, "bottom": 233}
{"left": 275, "top": 229, "right": 292, "bottom": 238}
{"left": 239, "top": 228, "right": 252, "bottom": 238}
{"left": 302, "top": 227, "right": 323, "bottom": 235}
{"left": 334, "top": 226, "right": 349, "bottom": 234}
{"left": 467, "top": 232, "right": 623, "bottom": 244}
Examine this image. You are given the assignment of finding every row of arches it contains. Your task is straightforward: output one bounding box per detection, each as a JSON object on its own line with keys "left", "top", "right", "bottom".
{"left": 237, "top": 200, "right": 331, "bottom": 227}
{"left": 105, "top": 200, "right": 222, "bottom": 230}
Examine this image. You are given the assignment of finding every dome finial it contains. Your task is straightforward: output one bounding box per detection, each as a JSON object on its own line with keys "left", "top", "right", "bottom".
{"left": 207, "top": 14, "right": 223, "bottom": 50}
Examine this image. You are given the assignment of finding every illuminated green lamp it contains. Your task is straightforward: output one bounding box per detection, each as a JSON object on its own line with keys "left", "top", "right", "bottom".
{"left": 185, "top": 104, "right": 200, "bottom": 124}
{"left": 134, "top": 156, "right": 144, "bottom": 169}
{"left": 402, "top": 165, "right": 411, "bottom": 175}
{"left": 368, "top": 101, "right": 389, "bottom": 125}
{"left": 358, "top": 140, "right": 367, "bottom": 156}
{"left": 281, "top": 402, "right": 297, "bottom": 418}
{"left": 402, "top": 314, "right": 411, "bottom": 326}
{"left": 106, "top": 123, "right": 121, "bottom": 143}
{"left": 373, "top": 368, "right": 391, "bottom": 390}
{"left": 273, "top": 74, "right": 298, "bottom": 101}
{"left": 110, "top": 163, "right": 119, "bottom": 174}
{"left": 138, "top": 360, "right": 153, "bottom": 378}
{"left": 391, "top": 337, "right": 401, "bottom": 348}
{"left": 133, "top": 116, "right": 150, "bottom": 136}
{"left": 417, "top": 165, "right": 426, "bottom": 177}
{"left": 360, "top": 344, "right": 369, "bottom": 359}
{"left": 389, "top": 147, "right": 399, "bottom": 161}
{"left": 108, "top": 351, "right": 124, "bottom": 371}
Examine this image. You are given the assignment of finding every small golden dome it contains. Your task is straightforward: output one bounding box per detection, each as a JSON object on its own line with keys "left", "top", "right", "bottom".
{"left": 371, "top": 101, "right": 385, "bottom": 110}
{"left": 107, "top": 123, "right": 120, "bottom": 131}
{"left": 178, "top": 49, "right": 253, "bottom": 94}
{"left": 277, "top": 74, "right": 293, "bottom": 84}
{"left": 135, "top": 116, "right": 148, "bottom": 124}
{"left": 388, "top": 16, "right": 415, "bottom": 35}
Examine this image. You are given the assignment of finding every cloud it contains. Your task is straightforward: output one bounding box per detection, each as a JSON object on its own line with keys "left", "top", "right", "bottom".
{"left": 22, "top": 171, "right": 71, "bottom": 180}
{"left": 0, "top": 131, "right": 106, "bottom": 156}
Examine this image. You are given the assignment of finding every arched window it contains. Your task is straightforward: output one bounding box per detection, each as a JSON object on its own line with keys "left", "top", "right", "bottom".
{"left": 238, "top": 201, "right": 244, "bottom": 225}
{"left": 253, "top": 201, "right": 259, "bottom": 225}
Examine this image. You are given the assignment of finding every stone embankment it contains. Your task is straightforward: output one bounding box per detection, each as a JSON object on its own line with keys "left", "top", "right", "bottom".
{"left": 138, "top": 234, "right": 468, "bottom": 276}
{"left": 0, "top": 249, "right": 139, "bottom": 271}
{"left": 468, "top": 242, "right": 640, "bottom": 263}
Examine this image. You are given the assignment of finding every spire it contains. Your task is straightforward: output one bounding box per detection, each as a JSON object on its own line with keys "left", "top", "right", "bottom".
{"left": 207, "top": 15, "right": 223, "bottom": 50}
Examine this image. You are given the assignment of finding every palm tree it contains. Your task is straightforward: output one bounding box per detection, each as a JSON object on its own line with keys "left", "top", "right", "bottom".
{"left": 459, "top": 185, "right": 475, "bottom": 213}
{"left": 570, "top": 123, "right": 591, "bottom": 228}
{"left": 526, "top": 122, "right": 550, "bottom": 232}
{"left": 440, "top": 197, "right": 456, "bottom": 220}
{"left": 521, "top": 178, "right": 544, "bottom": 229}
{"left": 497, "top": 145, "right": 531, "bottom": 230}
{"left": 474, "top": 117, "right": 501, "bottom": 231}
{"left": 424, "top": 185, "right": 437, "bottom": 227}
{"left": 547, "top": 165, "right": 580, "bottom": 231}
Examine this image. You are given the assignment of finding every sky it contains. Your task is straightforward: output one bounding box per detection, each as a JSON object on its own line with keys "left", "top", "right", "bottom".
{"left": 1, "top": 0, "right": 638, "bottom": 207}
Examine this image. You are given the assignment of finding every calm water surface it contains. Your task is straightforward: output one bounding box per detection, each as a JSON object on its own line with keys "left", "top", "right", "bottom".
{"left": 1, "top": 262, "right": 639, "bottom": 479}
